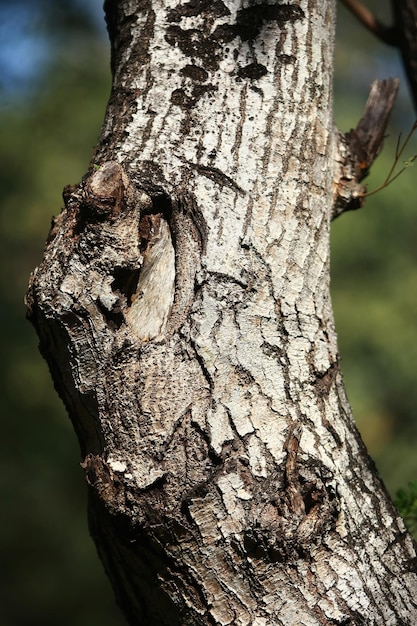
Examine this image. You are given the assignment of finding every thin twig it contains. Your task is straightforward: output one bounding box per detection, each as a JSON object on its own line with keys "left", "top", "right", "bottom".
{"left": 339, "top": 0, "right": 398, "bottom": 46}
{"left": 360, "top": 120, "right": 417, "bottom": 197}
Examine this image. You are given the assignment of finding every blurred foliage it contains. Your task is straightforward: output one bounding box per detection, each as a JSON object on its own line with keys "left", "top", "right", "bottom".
{"left": 333, "top": 0, "right": 417, "bottom": 497}
{"left": 1, "top": 0, "right": 417, "bottom": 625}
{"left": 0, "top": 1, "right": 125, "bottom": 625}
{"left": 395, "top": 481, "right": 417, "bottom": 535}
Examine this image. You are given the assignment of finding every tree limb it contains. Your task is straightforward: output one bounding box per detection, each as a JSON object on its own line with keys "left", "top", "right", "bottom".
{"left": 391, "top": 0, "right": 417, "bottom": 112}
{"left": 340, "top": 1, "right": 417, "bottom": 114}
{"left": 332, "top": 78, "right": 399, "bottom": 219}
{"left": 339, "top": 0, "right": 398, "bottom": 45}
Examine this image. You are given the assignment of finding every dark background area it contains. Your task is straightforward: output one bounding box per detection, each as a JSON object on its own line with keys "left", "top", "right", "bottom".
{"left": 0, "top": 1, "right": 416, "bottom": 624}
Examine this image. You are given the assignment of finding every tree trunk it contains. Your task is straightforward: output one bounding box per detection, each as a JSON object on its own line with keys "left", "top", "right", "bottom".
{"left": 26, "top": 1, "right": 417, "bottom": 624}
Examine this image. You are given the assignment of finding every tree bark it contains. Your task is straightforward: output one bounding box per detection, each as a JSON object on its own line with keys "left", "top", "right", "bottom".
{"left": 26, "top": 1, "right": 417, "bottom": 624}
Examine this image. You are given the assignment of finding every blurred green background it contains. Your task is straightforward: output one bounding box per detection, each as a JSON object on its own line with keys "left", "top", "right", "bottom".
{"left": 0, "top": 1, "right": 416, "bottom": 624}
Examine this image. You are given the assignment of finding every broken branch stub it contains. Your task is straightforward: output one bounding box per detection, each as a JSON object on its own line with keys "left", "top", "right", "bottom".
{"left": 332, "top": 77, "right": 399, "bottom": 219}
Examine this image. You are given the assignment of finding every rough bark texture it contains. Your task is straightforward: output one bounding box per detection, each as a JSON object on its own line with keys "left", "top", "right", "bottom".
{"left": 26, "top": 1, "right": 417, "bottom": 625}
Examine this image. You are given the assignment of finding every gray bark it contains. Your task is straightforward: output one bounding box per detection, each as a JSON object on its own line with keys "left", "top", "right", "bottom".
{"left": 26, "top": 1, "right": 417, "bottom": 624}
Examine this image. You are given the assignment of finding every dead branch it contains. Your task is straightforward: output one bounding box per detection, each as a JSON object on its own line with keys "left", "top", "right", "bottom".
{"left": 332, "top": 78, "right": 399, "bottom": 219}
